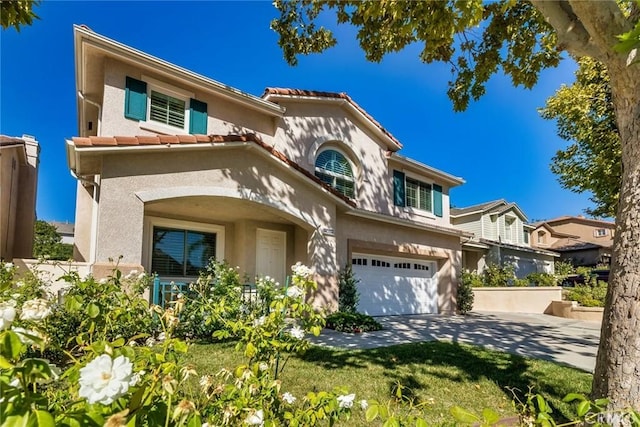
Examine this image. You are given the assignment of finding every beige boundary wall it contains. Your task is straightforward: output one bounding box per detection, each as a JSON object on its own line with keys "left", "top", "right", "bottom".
{"left": 472, "top": 286, "right": 563, "bottom": 314}
{"left": 549, "top": 300, "right": 603, "bottom": 322}
{"left": 13, "top": 258, "right": 92, "bottom": 296}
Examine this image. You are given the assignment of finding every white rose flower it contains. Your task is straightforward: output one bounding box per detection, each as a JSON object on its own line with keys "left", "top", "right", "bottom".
{"left": 0, "top": 301, "right": 17, "bottom": 330}
{"left": 359, "top": 399, "right": 368, "bottom": 410}
{"left": 99, "top": 278, "right": 109, "bottom": 285}
{"left": 337, "top": 393, "right": 356, "bottom": 409}
{"left": 157, "top": 332, "right": 166, "bottom": 341}
{"left": 253, "top": 315, "right": 266, "bottom": 327}
{"left": 4, "top": 262, "right": 14, "bottom": 270}
{"left": 20, "top": 299, "right": 52, "bottom": 321}
{"left": 286, "top": 286, "right": 304, "bottom": 298}
{"left": 137, "top": 272, "right": 146, "bottom": 280}
{"left": 78, "top": 354, "right": 136, "bottom": 405}
{"left": 288, "top": 325, "right": 305, "bottom": 340}
{"left": 245, "top": 409, "right": 264, "bottom": 426}
{"left": 282, "top": 392, "right": 296, "bottom": 404}
{"left": 258, "top": 362, "right": 269, "bottom": 372}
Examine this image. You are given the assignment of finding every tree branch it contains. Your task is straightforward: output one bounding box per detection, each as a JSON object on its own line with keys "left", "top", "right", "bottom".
{"left": 568, "top": 0, "right": 631, "bottom": 63}
{"left": 529, "top": 0, "right": 603, "bottom": 59}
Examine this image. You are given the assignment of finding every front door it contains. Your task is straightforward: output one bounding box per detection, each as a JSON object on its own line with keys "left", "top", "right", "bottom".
{"left": 256, "top": 229, "right": 286, "bottom": 285}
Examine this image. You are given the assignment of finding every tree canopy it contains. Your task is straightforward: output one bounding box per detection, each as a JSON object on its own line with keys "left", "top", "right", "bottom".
{"left": 272, "top": 0, "right": 640, "bottom": 410}
{"left": 1, "top": 1, "right": 40, "bottom": 32}
{"left": 540, "top": 57, "right": 621, "bottom": 219}
{"left": 33, "top": 220, "right": 73, "bottom": 261}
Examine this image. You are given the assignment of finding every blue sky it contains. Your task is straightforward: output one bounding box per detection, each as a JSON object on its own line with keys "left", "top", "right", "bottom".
{"left": 1, "top": 1, "right": 593, "bottom": 223}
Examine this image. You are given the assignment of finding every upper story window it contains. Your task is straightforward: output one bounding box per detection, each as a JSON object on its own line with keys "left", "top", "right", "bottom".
{"left": 594, "top": 228, "right": 608, "bottom": 237}
{"left": 124, "top": 76, "right": 208, "bottom": 135}
{"left": 150, "top": 91, "right": 186, "bottom": 128}
{"left": 392, "top": 170, "right": 443, "bottom": 217}
{"left": 523, "top": 229, "right": 530, "bottom": 244}
{"left": 405, "top": 177, "right": 432, "bottom": 212}
{"left": 315, "top": 149, "right": 355, "bottom": 198}
{"left": 504, "top": 217, "right": 514, "bottom": 242}
{"left": 537, "top": 230, "right": 546, "bottom": 244}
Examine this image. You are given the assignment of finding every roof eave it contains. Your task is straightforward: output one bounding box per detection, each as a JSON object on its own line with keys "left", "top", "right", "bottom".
{"left": 264, "top": 93, "right": 402, "bottom": 151}
{"left": 388, "top": 153, "right": 465, "bottom": 187}
{"left": 73, "top": 25, "right": 285, "bottom": 120}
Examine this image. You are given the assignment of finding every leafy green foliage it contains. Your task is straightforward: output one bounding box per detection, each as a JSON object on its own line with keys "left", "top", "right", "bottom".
{"left": 271, "top": 0, "right": 560, "bottom": 112}
{"left": 482, "top": 263, "right": 516, "bottom": 287}
{"left": 525, "top": 272, "right": 557, "bottom": 287}
{"left": 566, "top": 282, "right": 608, "bottom": 307}
{"left": 540, "top": 58, "right": 621, "bottom": 218}
{"left": 175, "top": 260, "right": 244, "bottom": 341}
{"left": 457, "top": 271, "right": 476, "bottom": 314}
{"left": 1, "top": 0, "right": 40, "bottom": 31}
{"left": 338, "top": 263, "right": 359, "bottom": 313}
{"left": 32, "top": 220, "right": 73, "bottom": 261}
{"left": 325, "top": 312, "right": 382, "bottom": 333}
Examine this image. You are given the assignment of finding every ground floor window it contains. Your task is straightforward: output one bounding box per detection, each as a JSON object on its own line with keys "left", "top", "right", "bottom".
{"left": 151, "top": 226, "right": 216, "bottom": 277}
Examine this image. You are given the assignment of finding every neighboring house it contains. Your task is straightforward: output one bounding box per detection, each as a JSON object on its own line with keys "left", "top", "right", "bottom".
{"left": 49, "top": 221, "right": 75, "bottom": 245}
{"left": 530, "top": 216, "right": 615, "bottom": 267}
{"left": 451, "top": 200, "right": 558, "bottom": 277}
{"left": 65, "top": 25, "right": 470, "bottom": 315}
{"left": 0, "top": 135, "right": 40, "bottom": 261}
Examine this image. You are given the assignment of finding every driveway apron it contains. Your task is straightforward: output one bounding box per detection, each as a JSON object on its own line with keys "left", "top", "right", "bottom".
{"left": 310, "top": 311, "right": 601, "bottom": 372}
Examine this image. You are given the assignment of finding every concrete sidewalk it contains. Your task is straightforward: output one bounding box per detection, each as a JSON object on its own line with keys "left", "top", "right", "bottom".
{"left": 309, "top": 312, "right": 601, "bottom": 372}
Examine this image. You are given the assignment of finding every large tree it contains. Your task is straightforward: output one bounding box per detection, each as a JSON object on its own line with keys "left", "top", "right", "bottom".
{"left": 271, "top": 0, "right": 640, "bottom": 410}
{"left": 0, "top": 0, "right": 40, "bottom": 31}
{"left": 540, "top": 57, "right": 621, "bottom": 219}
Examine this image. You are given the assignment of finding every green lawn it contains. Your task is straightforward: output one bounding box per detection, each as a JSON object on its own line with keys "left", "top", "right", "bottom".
{"left": 185, "top": 341, "right": 592, "bottom": 425}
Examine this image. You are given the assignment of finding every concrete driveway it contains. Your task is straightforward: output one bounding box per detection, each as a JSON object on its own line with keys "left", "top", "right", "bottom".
{"left": 310, "top": 311, "right": 601, "bottom": 372}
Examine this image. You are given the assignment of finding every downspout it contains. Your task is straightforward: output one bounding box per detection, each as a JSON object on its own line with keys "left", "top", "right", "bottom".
{"left": 69, "top": 169, "right": 100, "bottom": 264}
{"left": 77, "top": 91, "right": 102, "bottom": 136}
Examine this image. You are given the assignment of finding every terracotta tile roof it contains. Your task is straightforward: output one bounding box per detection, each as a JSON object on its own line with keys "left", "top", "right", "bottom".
{"left": 262, "top": 88, "right": 403, "bottom": 149}
{"left": 0, "top": 135, "right": 26, "bottom": 146}
{"left": 70, "top": 134, "right": 356, "bottom": 207}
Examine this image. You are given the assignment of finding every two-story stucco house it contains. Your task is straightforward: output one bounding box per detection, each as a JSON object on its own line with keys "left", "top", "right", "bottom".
{"left": 530, "top": 216, "right": 615, "bottom": 267}
{"left": 451, "top": 200, "right": 558, "bottom": 277}
{"left": 65, "top": 25, "right": 470, "bottom": 315}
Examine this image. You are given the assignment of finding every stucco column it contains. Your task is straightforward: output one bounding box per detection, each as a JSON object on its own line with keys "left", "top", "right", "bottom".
{"left": 308, "top": 228, "right": 338, "bottom": 311}
{"left": 94, "top": 176, "right": 145, "bottom": 270}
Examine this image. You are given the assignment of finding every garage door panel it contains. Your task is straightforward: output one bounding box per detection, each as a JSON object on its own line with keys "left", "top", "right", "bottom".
{"left": 352, "top": 254, "right": 438, "bottom": 316}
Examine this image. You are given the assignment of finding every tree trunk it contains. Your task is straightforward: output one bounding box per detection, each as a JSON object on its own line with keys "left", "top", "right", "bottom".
{"left": 591, "top": 59, "right": 640, "bottom": 411}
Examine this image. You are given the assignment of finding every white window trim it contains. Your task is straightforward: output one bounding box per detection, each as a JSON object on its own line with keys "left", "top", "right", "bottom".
{"left": 594, "top": 228, "right": 608, "bottom": 237}
{"left": 315, "top": 147, "right": 357, "bottom": 197}
{"left": 140, "top": 75, "right": 194, "bottom": 135}
{"left": 402, "top": 171, "right": 435, "bottom": 217}
{"left": 143, "top": 216, "right": 225, "bottom": 277}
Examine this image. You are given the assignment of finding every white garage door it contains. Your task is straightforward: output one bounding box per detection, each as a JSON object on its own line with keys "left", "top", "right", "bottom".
{"left": 352, "top": 253, "right": 438, "bottom": 316}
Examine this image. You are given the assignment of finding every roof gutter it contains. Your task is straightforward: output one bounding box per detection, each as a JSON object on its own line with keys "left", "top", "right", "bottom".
{"left": 387, "top": 152, "right": 465, "bottom": 187}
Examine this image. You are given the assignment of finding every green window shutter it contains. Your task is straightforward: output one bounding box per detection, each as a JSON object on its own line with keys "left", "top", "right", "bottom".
{"left": 124, "top": 76, "right": 147, "bottom": 121}
{"left": 433, "top": 184, "right": 443, "bottom": 217}
{"left": 189, "top": 98, "right": 208, "bottom": 134}
{"left": 393, "top": 170, "right": 406, "bottom": 207}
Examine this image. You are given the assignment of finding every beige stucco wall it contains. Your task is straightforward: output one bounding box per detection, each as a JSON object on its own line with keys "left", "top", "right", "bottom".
{"left": 549, "top": 300, "right": 603, "bottom": 322}
{"left": 472, "top": 287, "right": 562, "bottom": 314}
{"left": 0, "top": 138, "right": 39, "bottom": 260}
{"left": 550, "top": 221, "right": 615, "bottom": 246}
{"left": 13, "top": 258, "right": 92, "bottom": 296}
{"left": 100, "top": 58, "right": 277, "bottom": 142}
{"left": 337, "top": 214, "right": 462, "bottom": 314}
{"left": 271, "top": 101, "right": 454, "bottom": 228}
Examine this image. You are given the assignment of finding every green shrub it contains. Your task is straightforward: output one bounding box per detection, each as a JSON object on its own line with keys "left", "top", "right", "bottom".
{"left": 457, "top": 271, "right": 476, "bottom": 314}
{"left": 175, "top": 260, "right": 245, "bottom": 341}
{"left": 482, "top": 263, "right": 516, "bottom": 287}
{"left": 565, "top": 281, "right": 608, "bottom": 307}
{"left": 325, "top": 311, "right": 382, "bottom": 333}
{"left": 555, "top": 260, "right": 575, "bottom": 277}
{"left": 512, "top": 278, "right": 530, "bottom": 287}
{"left": 526, "top": 272, "right": 557, "bottom": 287}
{"left": 338, "top": 264, "right": 359, "bottom": 313}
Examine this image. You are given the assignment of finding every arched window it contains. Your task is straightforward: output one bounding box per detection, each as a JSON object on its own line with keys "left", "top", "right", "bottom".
{"left": 314, "top": 149, "right": 355, "bottom": 198}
